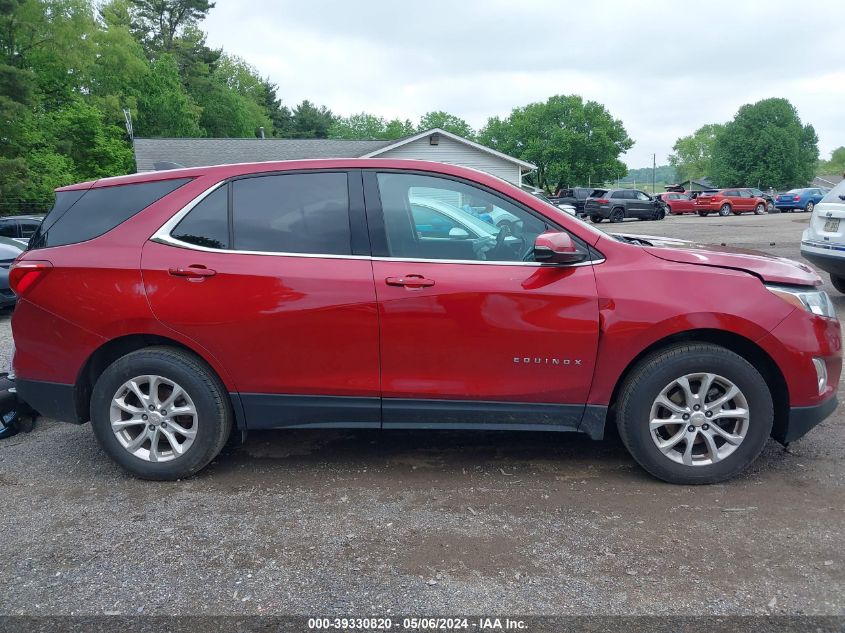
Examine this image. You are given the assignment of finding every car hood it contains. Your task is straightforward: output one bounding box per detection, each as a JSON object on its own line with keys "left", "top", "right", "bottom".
{"left": 613, "top": 234, "right": 821, "bottom": 286}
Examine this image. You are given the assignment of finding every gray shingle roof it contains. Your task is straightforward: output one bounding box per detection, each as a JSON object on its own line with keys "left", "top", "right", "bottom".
{"left": 133, "top": 137, "right": 396, "bottom": 172}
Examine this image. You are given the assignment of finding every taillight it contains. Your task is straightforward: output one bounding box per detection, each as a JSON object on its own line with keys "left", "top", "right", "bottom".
{"left": 9, "top": 260, "right": 52, "bottom": 296}
{"left": 794, "top": 196, "right": 801, "bottom": 201}
{"left": 595, "top": 198, "right": 609, "bottom": 204}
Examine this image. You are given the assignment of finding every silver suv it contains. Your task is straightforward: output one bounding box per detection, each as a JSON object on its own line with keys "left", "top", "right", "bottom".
{"left": 801, "top": 180, "right": 845, "bottom": 292}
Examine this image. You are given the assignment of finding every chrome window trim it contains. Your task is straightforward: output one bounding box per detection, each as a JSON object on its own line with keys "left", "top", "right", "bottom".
{"left": 152, "top": 181, "right": 605, "bottom": 267}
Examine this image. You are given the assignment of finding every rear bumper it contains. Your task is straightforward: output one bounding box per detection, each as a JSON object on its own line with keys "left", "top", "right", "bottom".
{"left": 776, "top": 395, "right": 839, "bottom": 444}
{"left": 800, "top": 243, "right": 845, "bottom": 276}
{"left": 15, "top": 379, "right": 83, "bottom": 424}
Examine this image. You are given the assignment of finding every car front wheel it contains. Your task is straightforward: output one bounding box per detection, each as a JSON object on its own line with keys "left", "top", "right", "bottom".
{"left": 90, "top": 346, "right": 233, "bottom": 480}
{"left": 697, "top": 211, "right": 709, "bottom": 217}
{"left": 609, "top": 208, "right": 625, "bottom": 223}
{"left": 831, "top": 274, "right": 845, "bottom": 294}
{"left": 754, "top": 203, "right": 765, "bottom": 214}
{"left": 616, "top": 343, "right": 773, "bottom": 484}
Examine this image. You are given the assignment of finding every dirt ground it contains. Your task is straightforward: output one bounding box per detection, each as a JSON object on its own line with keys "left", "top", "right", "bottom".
{"left": 0, "top": 211, "right": 842, "bottom": 616}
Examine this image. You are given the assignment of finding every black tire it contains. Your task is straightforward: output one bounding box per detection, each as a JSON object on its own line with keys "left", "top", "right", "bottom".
{"left": 697, "top": 211, "right": 709, "bottom": 217}
{"left": 754, "top": 203, "right": 765, "bottom": 215}
{"left": 590, "top": 215, "right": 602, "bottom": 223}
{"left": 718, "top": 204, "right": 732, "bottom": 217}
{"left": 90, "top": 346, "right": 233, "bottom": 480}
{"left": 609, "top": 207, "right": 625, "bottom": 223}
{"left": 831, "top": 274, "right": 845, "bottom": 294}
{"left": 806, "top": 201, "right": 815, "bottom": 213}
{"left": 767, "top": 201, "right": 774, "bottom": 212}
{"left": 616, "top": 343, "right": 773, "bottom": 485}
{"left": 654, "top": 208, "right": 666, "bottom": 221}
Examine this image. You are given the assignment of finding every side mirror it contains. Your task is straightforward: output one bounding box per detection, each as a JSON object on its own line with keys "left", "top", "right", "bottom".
{"left": 448, "top": 227, "right": 470, "bottom": 239}
{"left": 533, "top": 232, "right": 587, "bottom": 264}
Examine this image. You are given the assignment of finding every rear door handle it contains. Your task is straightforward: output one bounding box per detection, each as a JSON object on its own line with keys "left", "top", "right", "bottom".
{"left": 168, "top": 265, "right": 216, "bottom": 279}
{"left": 385, "top": 274, "right": 435, "bottom": 288}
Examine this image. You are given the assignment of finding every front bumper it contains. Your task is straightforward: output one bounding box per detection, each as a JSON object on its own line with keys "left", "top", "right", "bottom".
{"left": 776, "top": 395, "right": 839, "bottom": 444}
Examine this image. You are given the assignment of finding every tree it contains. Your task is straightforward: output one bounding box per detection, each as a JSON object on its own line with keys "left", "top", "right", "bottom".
{"left": 329, "top": 113, "right": 414, "bottom": 140}
{"left": 479, "top": 95, "right": 633, "bottom": 192}
{"left": 819, "top": 147, "right": 845, "bottom": 176}
{"left": 129, "top": 0, "right": 215, "bottom": 53}
{"left": 668, "top": 124, "right": 723, "bottom": 182}
{"left": 134, "top": 54, "right": 202, "bottom": 137}
{"left": 287, "top": 100, "right": 336, "bottom": 139}
{"left": 710, "top": 98, "right": 819, "bottom": 189}
{"left": 418, "top": 111, "right": 474, "bottom": 138}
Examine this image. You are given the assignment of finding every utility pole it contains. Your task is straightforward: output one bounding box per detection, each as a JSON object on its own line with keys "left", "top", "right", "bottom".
{"left": 652, "top": 153, "right": 656, "bottom": 195}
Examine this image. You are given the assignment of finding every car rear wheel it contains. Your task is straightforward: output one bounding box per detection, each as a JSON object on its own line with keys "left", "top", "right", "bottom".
{"left": 609, "top": 208, "right": 625, "bottom": 223}
{"left": 806, "top": 201, "right": 815, "bottom": 213}
{"left": 90, "top": 346, "right": 233, "bottom": 480}
{"left": 590, "top": 215, "right": 602, "bottom": 223}
{"left": 718, "top": 204, "right": 732, "bottom": 217}
{"left": 616, "top": 343, "right": 773, "bottom": 484}
{"left": 754, "top": 203, "right": 765, "bottom": 214}
{"left": 831, "top": 274, "right": 845, "bottom": 294}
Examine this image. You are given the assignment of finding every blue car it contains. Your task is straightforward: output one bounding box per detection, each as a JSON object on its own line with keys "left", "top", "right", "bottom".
{"left": 774, "top": 187, "right": 828, "bottom": 213}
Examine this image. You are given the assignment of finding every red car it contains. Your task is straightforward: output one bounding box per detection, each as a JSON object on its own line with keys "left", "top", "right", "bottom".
{"left": 657, "top": 191, "right": 696, "bottom": 215}
{"left": 10, "top": 160, "right": 841, "bottom": 484}
{"left": 694, "top": 189, "right": 768, "bottom": 216}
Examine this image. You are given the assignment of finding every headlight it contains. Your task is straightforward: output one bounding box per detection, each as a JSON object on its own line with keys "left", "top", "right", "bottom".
{"left": 766, "top": 284, "right": 836, "bottom": 319}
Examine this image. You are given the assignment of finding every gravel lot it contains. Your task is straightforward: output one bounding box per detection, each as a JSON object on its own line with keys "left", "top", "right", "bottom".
{"left": 0, "top": 212, "right": 842, "bottom": 617}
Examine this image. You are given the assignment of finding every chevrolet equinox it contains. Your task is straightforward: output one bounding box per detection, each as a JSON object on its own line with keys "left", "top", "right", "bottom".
{"left": 10, "top": 160, "right": 841, "bottom": 483}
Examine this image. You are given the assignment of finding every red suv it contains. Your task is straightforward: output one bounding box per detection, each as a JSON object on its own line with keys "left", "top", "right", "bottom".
{"left": 694, "top": 189, "right": 768, "bottom": 216}
{"left": 10, "top": 160, "right": 841, "bottom": 484}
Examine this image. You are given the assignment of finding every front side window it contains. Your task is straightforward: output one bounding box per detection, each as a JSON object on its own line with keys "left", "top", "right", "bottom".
{"left": 19, "top": 221, "right": 40, "bottom": 238}
{"left": 377, "top": 172, "right": 550, "bottom": 263}
{"left": 636, "top": 191, "right": 650, "bottom": 201}
{"left": 172, "top": 186, "right": 229, "bottom": 249}
{"left": 232, "top": 172, "right": 351, "bottom": 255}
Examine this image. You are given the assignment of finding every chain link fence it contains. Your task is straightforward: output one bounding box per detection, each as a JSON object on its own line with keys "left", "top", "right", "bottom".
{"left": 0, "top": 200, "right": 53, "bottom": 216}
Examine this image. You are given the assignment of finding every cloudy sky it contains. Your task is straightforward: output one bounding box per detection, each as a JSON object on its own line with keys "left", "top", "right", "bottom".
{"left": 202, "top": 0, "right": 843, "bottom": 168}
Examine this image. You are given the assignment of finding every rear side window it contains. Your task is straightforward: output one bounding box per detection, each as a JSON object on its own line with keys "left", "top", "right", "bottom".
{"left": 172, "top": 186, "right": 229, "bottom": 249}
{"left": 232, "top": 173, "right": 351, "bottom": 255}
{"left": 0, "top": 220, "right": 17, "bottom": 238}
{"left": 31, "top": 178, "right": 191, "bottom": 249}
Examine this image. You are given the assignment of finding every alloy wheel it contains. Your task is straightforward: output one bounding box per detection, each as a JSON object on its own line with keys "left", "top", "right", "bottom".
{"left": 648, "top": 372, "right": 749, "bottom": 467}
{"left": 109, "top": 375, "right": 198, "bottom": 463}
{"left": 806, "top": 202, "right": 815, "bottom": 213}
{"left": 719, "top": 204, "right": 731, "bottom": 216}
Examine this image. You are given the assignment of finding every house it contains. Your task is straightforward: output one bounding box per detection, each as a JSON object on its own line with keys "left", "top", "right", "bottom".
{"left": 812, "top": 174, "right": 844, "bottom": 189}
{"left": 666, "top": 178, "right": 716, "bottom": 192}
{"left": 132, "top": 128, "right": 536, "bottom": 188}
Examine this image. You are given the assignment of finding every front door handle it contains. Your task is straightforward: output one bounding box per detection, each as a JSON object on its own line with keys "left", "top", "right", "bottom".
{"left": 385, "top": 274, "right": 435, "bottom": 289}
{"left": 168, "top": 265, "right": 216, "bottom": 279}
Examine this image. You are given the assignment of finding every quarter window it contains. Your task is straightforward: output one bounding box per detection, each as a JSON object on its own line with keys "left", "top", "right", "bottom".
{"left": 172, "top": 186, "right": 230, "bottom": 249}
{"left": 376, "top": 172, "right": 550, "bottom": 263}
{"left": 232, "top": 173, "right": 351, "bottom": 255}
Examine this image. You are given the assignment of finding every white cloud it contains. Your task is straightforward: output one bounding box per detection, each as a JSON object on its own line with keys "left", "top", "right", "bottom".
{"left": 202, "top": 0, "right": 844, "bottom": 167}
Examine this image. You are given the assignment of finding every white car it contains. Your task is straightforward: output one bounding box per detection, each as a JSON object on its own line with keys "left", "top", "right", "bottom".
{"left": 800, "top": 180, "right": 845, "bottom": 292}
